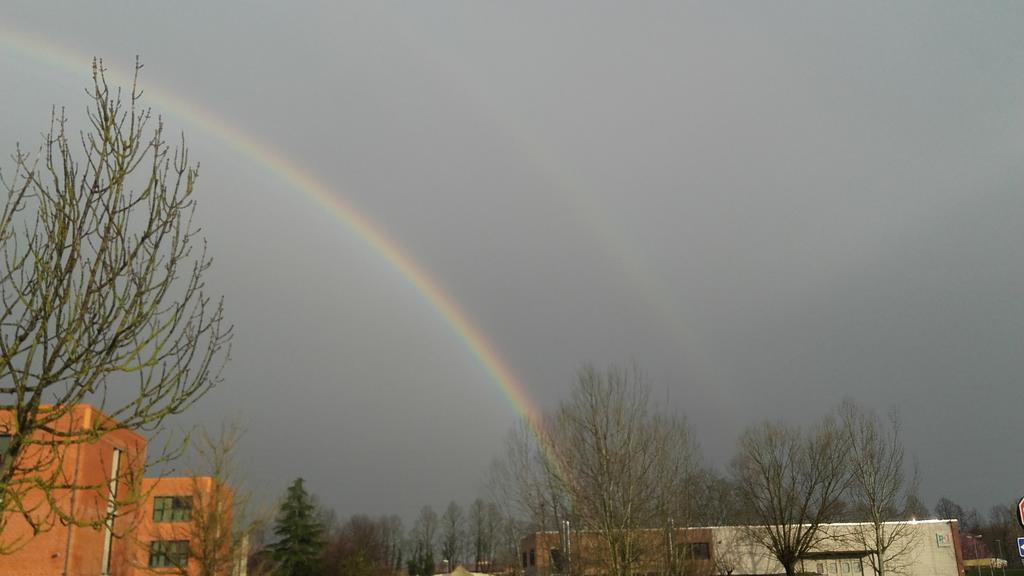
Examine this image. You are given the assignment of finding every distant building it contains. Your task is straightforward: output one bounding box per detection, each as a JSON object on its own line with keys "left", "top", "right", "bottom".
{"left": 0, "top": 405, "right": 233, "bottom": 576}
{"left": 129, "top": 476, "right": 238, "bottom": 576}
{"left": 521, "top": 519, "right": 964, "bottom": 576}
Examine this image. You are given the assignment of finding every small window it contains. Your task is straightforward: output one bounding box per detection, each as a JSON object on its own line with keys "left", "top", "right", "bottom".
{"left": 522, "top": 552, "right": 528, "bottom": 569}
{"left": 152, "top": 496, "right": 192, "bottom": 522}
{"left": 0, "top": 435, "right": 11, "bottom": 468}
{"left": 816, "top": 563, "right": 825, "bottom": 574}
{"left": 149, "top": 540, "right": 189, "bottom": 568}
{"left": 842, "top": 562, "right": 851, "bottom": 573}
{"left": 683, "top": 543, "right": 710, "bottom": 560}
{"left": 530, "top": 549, "right": 536, "bottom": 566}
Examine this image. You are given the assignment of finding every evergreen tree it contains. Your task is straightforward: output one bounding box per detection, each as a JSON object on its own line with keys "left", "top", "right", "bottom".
{"left": 269, "top": 478, "right": 326, "bottom": 576}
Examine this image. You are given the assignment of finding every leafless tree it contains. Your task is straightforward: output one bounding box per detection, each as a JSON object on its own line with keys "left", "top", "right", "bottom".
{"left": 839, "top": 401, "right": 919, "bottom": 576}
{"left": 188, "top": 423, "right": 267, "bottom": 576}
{"left": 934, "top": 497, "right": 964, "bottom": 524}
{"left": 0, "top": 60, "right": 230, "bottom": 552}
{"left": 483, "top": 501, "right": 504, "bottom": 571}
{"left": 136, "top": 422, "right": 266, "bottom": 576}
{"left": 550, "top": 364, "right": 701, "bottom": 576}
{"left": 469, "top": 498, "right": 493, "bottom": 571}
{"left": 380, "top": 514, "right": 405, "bottom": 573}
{"left": 731, "top": 415, "right": 852, "bottom": 576}
{"left": 413, "top": 505, "right": 439, "bottom": 562}
{"left": 323, "top": 514, "right": 389, "bottom": 576}
{"left": 902, "top": 493, "right": 929, "bottom": 520}
{"left": 496, "top": 513, "right": 527, "bottom": 576}
{"left": 441, "top": 500, "right": 467, "bottom": 570}
{"left": 692, "top": 470, "right": 742, "bottom": 528}
{"left": 488, "top": 417, "right": 568, "bottom": 532}
{"left": 981, "top": 503, "right": 1022, "bottom": 568}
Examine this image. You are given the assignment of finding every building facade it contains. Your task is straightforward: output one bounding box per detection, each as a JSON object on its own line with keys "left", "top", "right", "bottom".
{"left": 128, "top": 476, "right": 236, "bottom": 576}
{"left": 0, "top": 405, "right": 147, "bottom": 576}
{"left": 521, "top": 527, "right": 716, "bottom": 576}
{"left": 521, "top": 520, "right": 964, "bottom": 576}
{"left": 0, "top": 405, "right": 231, "bottom": 576}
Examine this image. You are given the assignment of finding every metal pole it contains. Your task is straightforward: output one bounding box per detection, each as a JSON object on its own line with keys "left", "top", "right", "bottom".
{"left": 564, "top": 520, "right": 571, "bottom": 576}
{"left": 995, "top": 539, "right": 1005, "bottom": 576}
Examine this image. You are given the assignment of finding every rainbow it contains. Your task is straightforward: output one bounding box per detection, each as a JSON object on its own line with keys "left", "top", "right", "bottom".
{"left": 0, "top": 24, "right": 572, "bottom": 479}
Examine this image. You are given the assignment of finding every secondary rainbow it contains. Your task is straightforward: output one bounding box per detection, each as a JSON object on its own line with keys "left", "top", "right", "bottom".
{"left": 0, "top": 25, "right": 566, "bottom": 471}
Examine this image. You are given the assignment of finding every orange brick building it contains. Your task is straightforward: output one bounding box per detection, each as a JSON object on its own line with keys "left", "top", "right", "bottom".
{"left": 129, "top": 476, "right": 235, "bottom": 576}
{"left": 0, "top": 405, "right": 230, "bottom": 576}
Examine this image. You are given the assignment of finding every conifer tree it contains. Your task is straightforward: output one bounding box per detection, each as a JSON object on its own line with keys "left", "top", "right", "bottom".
{"left": 269, "top": 478, "right": 325, "bottom": 576}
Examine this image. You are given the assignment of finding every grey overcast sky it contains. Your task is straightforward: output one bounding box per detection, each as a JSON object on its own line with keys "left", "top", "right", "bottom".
{"left": 2, "top": 2, "right": 1023, "bottom": 519}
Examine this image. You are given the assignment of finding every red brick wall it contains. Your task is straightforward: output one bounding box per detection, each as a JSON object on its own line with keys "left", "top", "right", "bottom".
{"left": 128, "top": 476, "right": 233, "bottom": 576}
{"left": 0, "top": 405, "right": 147, "bottom": 576}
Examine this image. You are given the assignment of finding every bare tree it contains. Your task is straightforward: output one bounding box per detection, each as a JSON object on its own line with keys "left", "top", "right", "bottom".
{"left": 839, "top": 402, "right": 919, "bottom": 576}
{"left": 902, "top": 493, "right": 929, "bottom": 520}
{"left": 550, "top": 364, "right": 701, "bottom": 576}
{"left": 488, "top": 417, "right": 568, "bottom": 532}
{"left": 731, "top": 416, "right": 852, "bottom": 576}
{"left": 692, "top": 470, "right": 742, "bottom": 528}
{"left": 188, "top": 423, "right": 267, "bottom": 576}
{"left": 0, "top": 60, "right": 230, "bottom": 551}
{"left": 441, "top": 500, "right": 467, "bottom": 570}
{"left": 981, "top": 503, "right": 1022, "bottom": 568}
{"left": 380, "top": 514, "right": 405, "bottom": 573}
{"left": 411, "top": 505, "right": 439, "bottom": 570}
{"left": 496, "top": 513, "right": 526, "bottom": 576}
{"left": 934, "top": 497, "right": 964, "bottom": 524}
{"left": 483, "top": 502, "right": 504, "bottom": 571}
{"left": 324, "top": 514, "right": 388, "bottom": 576}
{"left": 469, "top": 499, "right": 489, "bottom": 571}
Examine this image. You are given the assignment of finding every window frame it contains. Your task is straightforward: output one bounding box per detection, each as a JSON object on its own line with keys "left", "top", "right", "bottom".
{"left": 149, "top": 540, "right": 189, "bottom": 568}
{"left": 152, "top": 495, "right": 193, "bottom": 522}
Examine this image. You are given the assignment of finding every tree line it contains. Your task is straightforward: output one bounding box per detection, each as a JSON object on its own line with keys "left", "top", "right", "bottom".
{"left": 489, "top": 364, "right": 925, "bottom": 576}
{"left": 255, "top": 482, "right": 522, "bottom": 576}
{"left": 260, "top": 364, "right": 1024, "bottom": 576}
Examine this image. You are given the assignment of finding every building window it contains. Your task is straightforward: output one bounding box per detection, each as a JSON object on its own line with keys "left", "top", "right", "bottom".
{"left": 0, "top": 435, "right": 11, "bottom": 468}
{"left": 682, "top": 542, "right": 710, "bottom": 560}
{"left": 522, "top": 552, "right": 528, "bottom": 569}
{"left": 149, "top": 540, "right": 189, "bottom": 568}
{"left": 153, "top": 496, "right": 192, "bottom": 522}
{"left": 530, "top": 549, "right": 536, "bottom": 566}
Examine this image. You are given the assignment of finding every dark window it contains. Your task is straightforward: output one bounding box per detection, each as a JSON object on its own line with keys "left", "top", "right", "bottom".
{"left": 550, "top": 549, "right": 565, "bottom": 573}
{"left": 530, "top": 549, "right": 536, "bottom": 566}
{"left": 682, "top": 542, "right": 710, "bottom": 560}
{"left": 149, "top": 540, "right": 189, "bottom": 568}
{"left": 522, "top": 552, "right": 528, "bottom": 569}
{"left": 152, "top": 496, "right": 192, "bottom": 522}
{"left": 0, "top": 435, "right": 11, "bottom": 469}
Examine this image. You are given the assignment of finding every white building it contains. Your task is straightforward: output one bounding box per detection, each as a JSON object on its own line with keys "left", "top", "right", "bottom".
{"left": 521, "top": 519, "right": 964, "bottom": 576}
{"left": 711, "top": 520, "right": 962, "bottom": 576}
